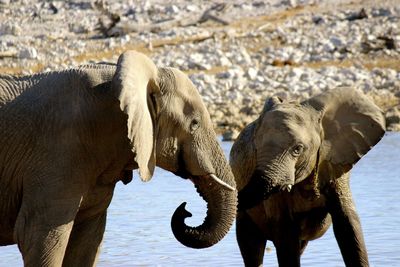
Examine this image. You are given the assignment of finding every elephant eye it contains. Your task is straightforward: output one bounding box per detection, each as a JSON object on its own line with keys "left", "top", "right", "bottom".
{"left": 291, "top": 144, "right": 304, "bottom": 157}
{"left": 190, "top": 118, "right": 200, "bottom": 132}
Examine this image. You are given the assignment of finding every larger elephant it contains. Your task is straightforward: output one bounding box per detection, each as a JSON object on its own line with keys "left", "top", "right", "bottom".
{"left": 0, "top": 51, "right": 237, "bottom": 266}
{"left": 230, "top": 87, "right": 385, "bottom": 267}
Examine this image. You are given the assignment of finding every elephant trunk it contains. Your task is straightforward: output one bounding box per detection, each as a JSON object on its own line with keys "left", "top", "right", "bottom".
{"left": 237, "top": 169, "right": 280, "bottom": 211}
{"left": 171, "top": 168, "right": 237, "bottom": 249}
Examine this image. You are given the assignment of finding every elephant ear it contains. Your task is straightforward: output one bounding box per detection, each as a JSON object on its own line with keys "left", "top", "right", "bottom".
{"left": 262, "top": 96, "right": 283, "bottom": 113}
{"left": 230, "top": 96, "right": 282, "bottom": 190}
{"left": 304, "top": 87, "right": 385, "bottom": 179}
{"left": 112, "top": 51, "right": 160, "bottom": 182}
{"left": 230, "top": 121, "right": 257, "bottom": 191}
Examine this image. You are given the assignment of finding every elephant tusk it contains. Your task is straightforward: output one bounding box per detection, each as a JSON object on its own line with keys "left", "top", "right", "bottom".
{"left": 287, "top": 184, "right": 292, "bottom": 192}
{"left": 210, "top": 174, "right": 236, "bottom": 191}
{"left": 282, "top": 184, "right": 292, "bottom": 192}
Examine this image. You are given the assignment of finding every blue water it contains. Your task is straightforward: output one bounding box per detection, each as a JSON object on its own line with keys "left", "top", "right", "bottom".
{"left": 1, "top": 133, "right": 399, "bottom": 266}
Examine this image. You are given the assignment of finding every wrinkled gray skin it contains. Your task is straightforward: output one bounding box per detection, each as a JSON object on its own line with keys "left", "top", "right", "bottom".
{"left": 0, "top": 51, "right": 237, "bottom": 266}
{"left": 230, "top": 88, "right": 385, "bottom": 267}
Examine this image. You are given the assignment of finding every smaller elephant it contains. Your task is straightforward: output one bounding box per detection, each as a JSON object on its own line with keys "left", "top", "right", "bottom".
{"left": 230, "top": 87, "right": 385, "bottom": 267}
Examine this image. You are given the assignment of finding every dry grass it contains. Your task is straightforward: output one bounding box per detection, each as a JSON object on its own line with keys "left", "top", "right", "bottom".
{"left": 363, "top": 58, "right": 400, "bottom": 71}
{"left": 185, "top": 65, "right": 229, "bottom": 75}
{"left": 0, "top": 63, "right": 45, "bottom": 75}
{"left": 301, "top": 57, "right": 400, "bottom": 71}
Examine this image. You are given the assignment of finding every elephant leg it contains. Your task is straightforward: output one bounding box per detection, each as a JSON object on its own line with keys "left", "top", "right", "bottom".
{"left": 273, "top": 221, "right": 301, "bottom": 267}
{"left": 236, "top": 211, "right": 266, "bottom": 267}
{"left": 326, "top": 176, "right": 369, "bottom": 267}
{"left": 299, "top": 240, "right": 308, "bottom": 255}
{"left": 62, "top": 210, "right": 107, "bottom": 267}
{"left": 274, "top": 240, "right": 301, "bottom": 267}
{"left": 14, "top": 193, "right": 82, "bottom": 266}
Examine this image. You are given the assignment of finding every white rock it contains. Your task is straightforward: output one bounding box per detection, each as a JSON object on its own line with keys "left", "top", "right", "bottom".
{"left": 330, "top": 36, "right": 344, "bottom": 48}
{"left": 203, "top": 75, "right": 216, "bottom": 85}
{"left": 323, "top": 42, "right": 335, "bottom": 52}
{"left": 219, "top": 56, "right": 232, "bottom": 67}
{"left": 120, "top": 35, "right": 131, "bottom": 45}
{"left": 175, "top": 58, "right": 185, "bottom": 66}
{"left": 288, "top": 68, "right": 303, "bottom": 78}
{"left": 186, "top": 4, "right": 198, "bottom": 12}
{"left": 0, "top": 22, "right": 21, "bottom": 36}
{"left": 18, "top": 47, "right": 38, "bottom": 59}
{"left": 239, "top": 48, "right": 252, "bottom": 65}
{"left": 233, "top": 76, "right": 246, "bottom": 90}
{"left": 227, "top": 67, "right": 245, "bottom": 79}
{"left": 189, "top": 53, "right": 203, "bottom": 62}
{"left": 256, "top": 76, "right": 265, "bottom": 83}
{"left": 247, "top": 67, "right": 258, "bottom": 80}
{"left": 216, "top": 71, "right": 231, "bottom": 79}
{"left": 288, "top": 0, "right": 297, "bottom": 8}
{"left": 166, "top": 5, "right": 180, "bottom": 14}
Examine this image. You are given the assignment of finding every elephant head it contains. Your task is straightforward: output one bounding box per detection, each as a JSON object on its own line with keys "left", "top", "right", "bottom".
{"left": 231, "top": 87, "right": 385, "bottom": 210}
{"left": 112, "top": 51, "right": 237, "bottom": 248}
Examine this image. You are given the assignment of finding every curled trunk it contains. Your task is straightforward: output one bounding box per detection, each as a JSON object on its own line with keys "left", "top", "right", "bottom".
{"left": 171, "top": 172, "right": 237, "bottom": 249}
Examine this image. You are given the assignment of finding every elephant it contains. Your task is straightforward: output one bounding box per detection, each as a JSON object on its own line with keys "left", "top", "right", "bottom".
{"left": 230, "top": 87, "right": 385, "bottom": 267}
{"left": 0, "top": 51, "right": 237, "bottom": 266}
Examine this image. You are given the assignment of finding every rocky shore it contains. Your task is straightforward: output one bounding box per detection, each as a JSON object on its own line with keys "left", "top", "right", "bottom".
{"left": 1, "top": 0, "right": 399, "bottom": 137}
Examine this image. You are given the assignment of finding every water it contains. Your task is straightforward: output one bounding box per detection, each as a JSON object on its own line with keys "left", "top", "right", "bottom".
{"left": 1, "top": 133, "right": 399, "bottom": 266}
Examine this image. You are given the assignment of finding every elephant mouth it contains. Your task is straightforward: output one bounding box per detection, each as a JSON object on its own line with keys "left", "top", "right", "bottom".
{"left": 255, "top": 169, "right": 294, "bottom": 193}
{"left": 238, "top": 169, "right": 288, "bottom": 211}
{"left": 173, "top": 168, "right": 192, "bottom": 180}
{"left": 253, "top": 169, "right": 279, "bottom": 192}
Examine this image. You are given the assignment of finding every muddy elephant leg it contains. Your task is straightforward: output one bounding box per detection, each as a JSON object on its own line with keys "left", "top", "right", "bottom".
{"left": 62, "top": 210, "right": 107, "bottom": 267}
{"left": 14, "top": 183, "right": 82, "bottom": 267}
{"left": 236, "top": 211, "right": 266, "bottom": 267}
{"left": 326, "top": 176, "right": 369, "bottom": 267}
